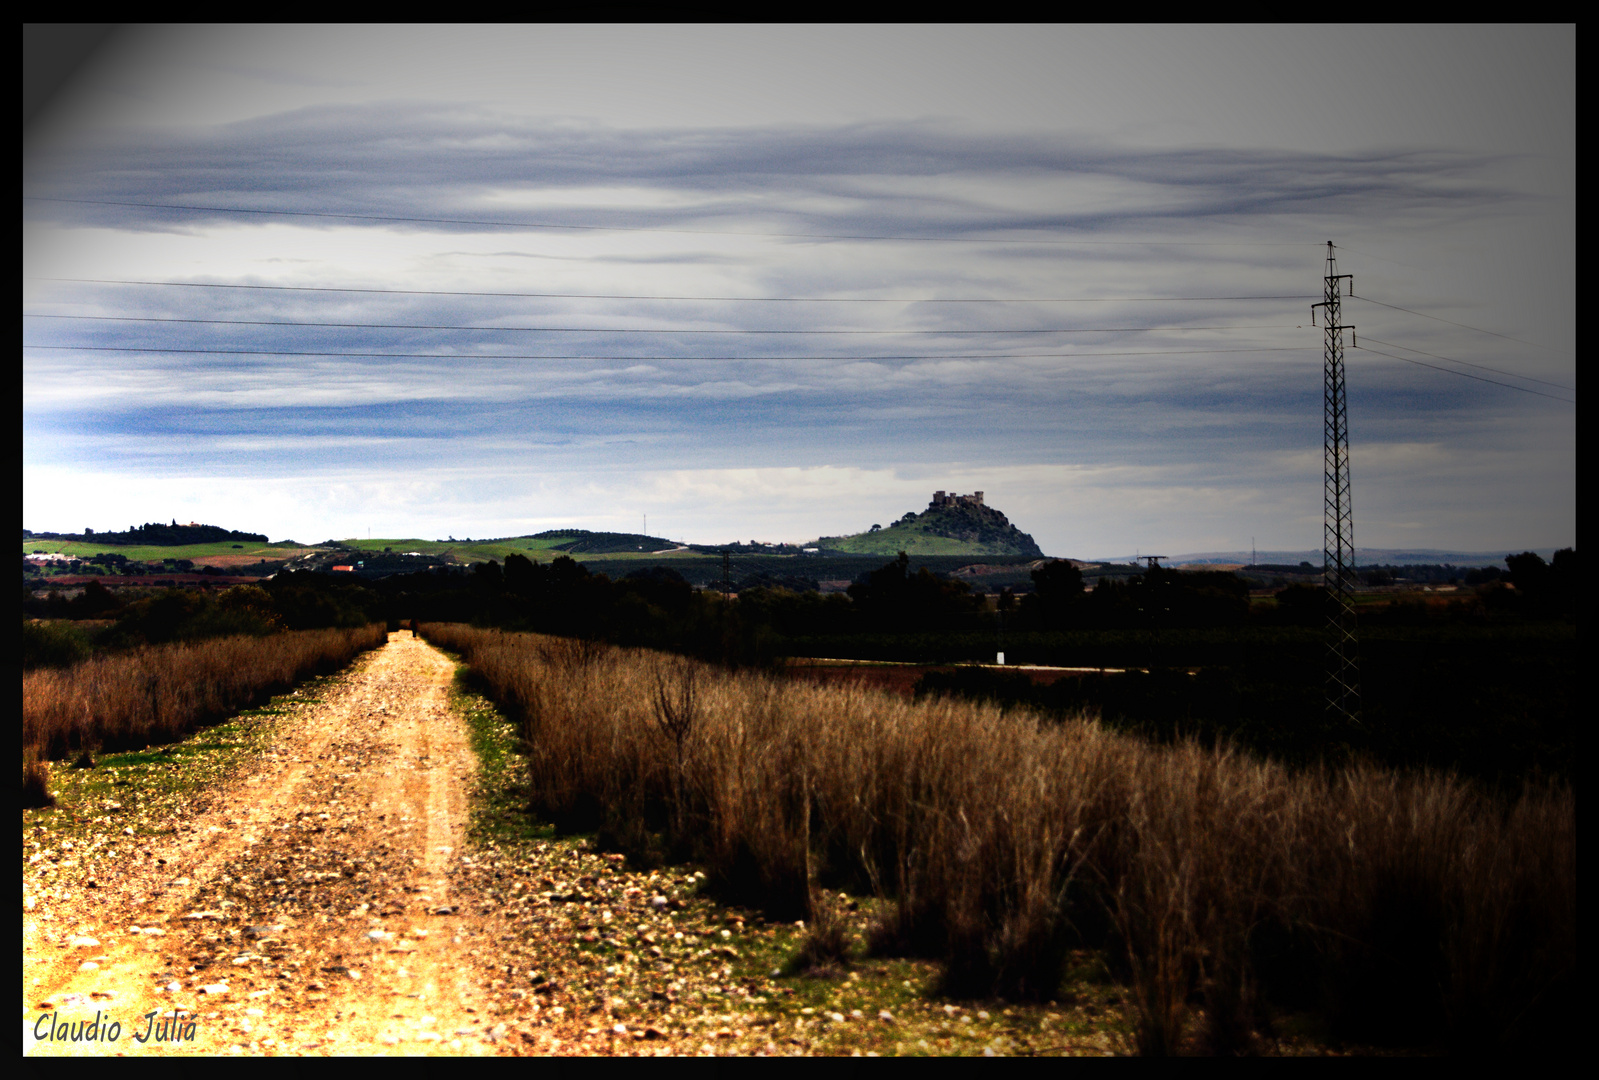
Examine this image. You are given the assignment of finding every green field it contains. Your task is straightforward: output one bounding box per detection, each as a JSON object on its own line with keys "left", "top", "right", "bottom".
{"left": 352, "top": 534, "right": 717, "bottom": 565}
{"left": 22, "top": 539, "right": 312, "bottom": 562}
{"left": 817, "top": 527, "right": 1027, "bottom": 556}
{"left": 352, "top": 537, "right": 484, "bottom": 557}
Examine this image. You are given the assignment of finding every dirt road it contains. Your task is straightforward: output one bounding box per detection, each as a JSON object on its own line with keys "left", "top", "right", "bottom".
{"left": 23, "top": 630, "right": 521, "bottom": 1056}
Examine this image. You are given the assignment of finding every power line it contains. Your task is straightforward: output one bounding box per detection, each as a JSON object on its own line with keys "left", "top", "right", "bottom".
{"left": 1358, "top": 335, "right": 1573, "bottom": 391}
{"left": 24, "top": 343, "right": 1313, "bottom": 362}
{"left": 25, "top": 277, "right": 1318, "bottom": 305}
{"left": 22, "top": 196, "right": 1322, "bottom": 247}
{"left": 1348, "top": 295, "right": 1560, "bottom": 354}
{"left": 1355, "top": 344, "right": 1575, "bottom": 404}
{"left": 22, "top": 313, "right": 1299, "bottom": 335}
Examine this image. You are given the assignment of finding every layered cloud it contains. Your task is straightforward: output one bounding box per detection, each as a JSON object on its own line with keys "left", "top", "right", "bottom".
{"left": 27, "top": 107, "right": 1518, "bottom": 238}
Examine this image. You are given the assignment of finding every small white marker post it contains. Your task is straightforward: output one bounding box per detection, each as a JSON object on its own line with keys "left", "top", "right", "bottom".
{"left": 996, "top": 652, "right": 1005, "bottom": 666}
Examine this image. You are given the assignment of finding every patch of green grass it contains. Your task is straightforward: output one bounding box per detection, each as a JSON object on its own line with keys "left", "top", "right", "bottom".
{"left": 732, "top": 894, "right": 1135, "bottom": 1055}
{"left": 95, "top": 749, "right": 171, "bottom": 769}
{"left": 447, "top": 660, "right": 555, "bottom": 847}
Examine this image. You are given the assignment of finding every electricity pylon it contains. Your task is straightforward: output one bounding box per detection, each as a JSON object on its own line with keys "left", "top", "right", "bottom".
{"left": 1311, "top": 241, "right": 1361, "bottom": 723}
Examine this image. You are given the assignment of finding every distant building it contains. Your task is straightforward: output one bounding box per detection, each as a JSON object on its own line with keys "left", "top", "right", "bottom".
{"left": 930, "top": 490, "right": 985, "bottom": 509}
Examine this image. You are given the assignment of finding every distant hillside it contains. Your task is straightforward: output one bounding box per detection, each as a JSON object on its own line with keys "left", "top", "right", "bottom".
{"left": 23, "top": 521, "right": 269, "bottom": 546}
{"left": 814, "top": 491, "right": 1044, "bottom": 557}
{"left": 531, "top": 530, "right": 684, "bottom": 555}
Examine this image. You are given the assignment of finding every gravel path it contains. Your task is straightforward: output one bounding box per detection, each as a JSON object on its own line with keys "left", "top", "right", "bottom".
{"left": 24, "top": 631, "right": 515, "bottom": 1056}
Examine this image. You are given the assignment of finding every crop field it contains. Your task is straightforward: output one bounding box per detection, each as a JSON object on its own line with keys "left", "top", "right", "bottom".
{"left": 23, "top": 540, "right": 314, "bottom": 563}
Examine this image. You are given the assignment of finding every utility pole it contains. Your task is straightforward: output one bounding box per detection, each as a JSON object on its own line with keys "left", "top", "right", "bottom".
{"left": 1312, "top": 241, "right": 1362, "bottom": 724}
{"left": 995, "top": 592, "right": 1005, "bottom": 666}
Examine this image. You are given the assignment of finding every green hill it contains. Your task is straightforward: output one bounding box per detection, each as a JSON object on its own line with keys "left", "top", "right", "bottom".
{"left": 814, "top": 492, "right": 1044, "bottom": 557}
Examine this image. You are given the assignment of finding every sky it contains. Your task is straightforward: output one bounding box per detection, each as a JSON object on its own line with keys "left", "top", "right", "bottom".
{"left": 22, "top": 25, "right": 1575, "bottom": 558}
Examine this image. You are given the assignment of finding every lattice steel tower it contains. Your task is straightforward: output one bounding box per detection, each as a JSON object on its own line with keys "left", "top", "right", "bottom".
{"left": 1312, "top": 241, "right": 1361, "bottom": 723}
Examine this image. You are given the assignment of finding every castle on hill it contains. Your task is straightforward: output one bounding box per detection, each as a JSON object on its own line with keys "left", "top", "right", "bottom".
{"left": 930, "top": 490, "right": 984, "bottom": 509}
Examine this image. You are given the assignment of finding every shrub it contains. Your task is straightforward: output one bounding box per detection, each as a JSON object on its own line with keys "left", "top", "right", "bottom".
{"left": 22, "top": 749, "right": 55, "bottom": 809}
{"left": 22, "top": 619, "right": 92, "bottom": 670}
{"left": 785, "top": 889, "right": 854, "bottom": 976}
{"left": 23, "top": 625, "right": 386, "bottom": 760}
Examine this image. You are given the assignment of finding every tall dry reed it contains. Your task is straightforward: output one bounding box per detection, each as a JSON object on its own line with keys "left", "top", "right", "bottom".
{"left": 421, "top": 624, "right": 1575, "bottom": 1053}
{"left": 22, "top": 625, "right": 387, "bottom": 759}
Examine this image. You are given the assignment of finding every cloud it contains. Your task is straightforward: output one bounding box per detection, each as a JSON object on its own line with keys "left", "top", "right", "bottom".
{"left": 25, "top": 109, "right": 1516, "bottom": 239}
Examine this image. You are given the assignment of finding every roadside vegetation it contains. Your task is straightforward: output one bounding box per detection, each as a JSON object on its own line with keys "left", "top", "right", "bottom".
{"left": 421, "top": 623, "right": 1575, "bottom": 1056}
{"left": 437, "top": 639, "right": 1138, "bottom": 1055}
{"left": 22, "top": 571, "right": 391, "bottom": 808}
{"left": 22, "top": 625, "right": 386, "bottom": 807}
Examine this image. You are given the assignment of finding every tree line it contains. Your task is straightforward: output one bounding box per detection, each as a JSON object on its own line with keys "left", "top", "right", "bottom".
{"left": 23, "top": 548, "right": 1575, "bottom": 789}
{"left": 24, "top": 521, "right": 270, "bottom": 546}
{"left": 25, "top": 547, "right": 1576, "bottom": 669}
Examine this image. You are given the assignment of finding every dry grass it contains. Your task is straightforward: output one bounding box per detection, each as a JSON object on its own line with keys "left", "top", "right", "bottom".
{"left": 22, "top": 747, "right": 55, "bottom": 808}
{"left": 22, "top": 625, "right": 387, "bottom": 761}
{"left": 420, "top": 624, "right": 1575, "bottom": 1054}
{"left": 786, "top": 888, "right": 856, "bottom": 976}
